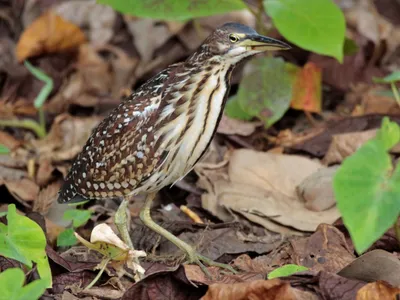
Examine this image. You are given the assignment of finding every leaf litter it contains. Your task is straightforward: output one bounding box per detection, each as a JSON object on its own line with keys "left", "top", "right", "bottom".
{"left": 1, "top": 0, "right": 400, "bottom": 299}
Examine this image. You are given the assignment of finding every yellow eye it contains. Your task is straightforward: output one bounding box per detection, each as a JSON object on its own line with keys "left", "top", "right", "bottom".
{"left": 229, "top": 34, "right": 239, "bottom": 43}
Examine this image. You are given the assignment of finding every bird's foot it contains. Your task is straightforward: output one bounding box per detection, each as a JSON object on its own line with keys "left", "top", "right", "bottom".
{"left": 185, "top": 249, "right": 237, "bottom": 278}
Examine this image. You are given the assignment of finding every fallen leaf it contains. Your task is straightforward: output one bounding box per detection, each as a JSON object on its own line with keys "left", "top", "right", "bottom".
{"left": 201, "top": 278, "right": 314, "bottom": 300}
{"left": 217, "top": 114, "right": 261, "bottom": 136}
{"left": 33, "top": 181, "right": 61, "bottom": 215}
{"left": 16, "top": 11, "right": 86, "bottom": 62}
{"left": 290, "top": 224, "right": 355, "bottom": 273}
{"left": 290, "top": 62, "right": 322, "bottom": 113}
{"left": 50, "top": 271, "right": 95, "bottom": 295}
{"left": 53, "top": 1, "right": 116, "bottom": 46}
{"left": 4, "top": 178, "right": 39, "bottom": 202}
{"left": 338, "top": 250, "right": 400, "bottom": 287}
{"left": 356, "top": 281, "right": 400, "bottom": 300}
{"left": 323, "top": 129, "right": 377, "bottom": 164}
{"left": 197, "top": 149, "right": 339, "bottom": 234}
{"left": 122, "top": 266, "right": 203, "bottom": 300}
{"left": 0, "top": 131, "right": 21, "bottom": 150}
{"left": 290, "top": 115, "right": 400, "bottom": 157}
{"left": 296, "top": 166, "right": 338, "bottom": 212}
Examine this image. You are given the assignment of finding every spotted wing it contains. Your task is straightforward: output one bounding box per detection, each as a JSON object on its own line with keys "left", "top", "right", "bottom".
{"left": 58, "top": 64, "right": 182, "bottom": 203}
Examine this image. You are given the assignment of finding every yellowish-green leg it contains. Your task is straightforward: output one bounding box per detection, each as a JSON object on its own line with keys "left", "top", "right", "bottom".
{"left": 139, "top": 192, "right": 237, "bottom": 278}
{"left": 115, "top": 199, "right": 143, "bottom": 280}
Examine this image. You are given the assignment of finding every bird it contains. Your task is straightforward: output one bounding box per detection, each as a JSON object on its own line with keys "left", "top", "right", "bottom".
{"left": 58, "top": 22, "right": 290, "bottom": 278}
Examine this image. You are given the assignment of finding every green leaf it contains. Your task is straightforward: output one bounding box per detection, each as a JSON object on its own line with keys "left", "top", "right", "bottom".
{"left": 24, "top": 61, "right": 53, "bottom": 109}
{"left": 235, "top": 57, "right": 292, "bottom": 128}
{"left": 0, "top": 144, "right": 10, "bottom": 154}
{"left": 264, "top": 0, "right": 346, "bottom": 62}
{"left": 97, "top": 0, "right": 246, "bottom": 20}
{"left": 0, "top": 204, "right": 52, "bottom": 287}
{"left": 333, "top": 117, "right": 400, "bottom": 254}
{"left": 343, "top": 37, "right": 359, "bottom": 56}
{"left": 268, "top": 264, "right": 308, "bottom": 279}
{"left": 57, "top": 228, "right": 78, "bottom": 247}
{"left": 0, "top": 268, "right": 47, "bottom": 300}
{"left": 373, "top": 71, "right": 400, "bottom": 84}
{"left": 225, "top": 96, "right": 253, "bottom": 121}
{"left": 63, "top": 209, "right": 92, "bottom": 228}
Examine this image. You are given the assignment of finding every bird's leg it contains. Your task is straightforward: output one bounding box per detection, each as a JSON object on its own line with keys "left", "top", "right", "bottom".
{"left": 115, "top": 198, "right": 144, "bottom": 280}
{"left": 115, "top": 198, "right": 134, "bottom": 249}
{"left": 139, "top": 192, "right": 237, "bottom": 278}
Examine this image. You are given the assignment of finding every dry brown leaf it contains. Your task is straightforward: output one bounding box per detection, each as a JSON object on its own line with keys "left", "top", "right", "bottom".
{"left": 16, "top": 11, "right": 86, "bottom": 62}
{"left": 33, "top": 181, "right": 61, "bottom": 214}
{"left": 201, "top": 279, "right": 309, "bottom": 300}
{"left": 338, "top": 250, "right": 400, "bottom": 287}
{"left": 296, "top": 166, "right": 338, "bottom": 212}
{"left": 356, "top": 281, "right": 400, "bottom": 300}
{"left": 217, "top": 114, "right": 261, "bottom": 136}
{"left": 0, "top": 131, "right": 21, "bottom": 150}
{"left": 291, "top": 224, "right": 355, "bottom": 273}
{"left": 5, "top": 178, "right": 39, "bottom": 202}
{"left": 323, "top": 129, "right": 377, "bottom": 164}
{"left": 197, "top": 149, "right": 339, "bottom": 234}
{"left": 53, "top": 1, "right": 116, "bottom": 46}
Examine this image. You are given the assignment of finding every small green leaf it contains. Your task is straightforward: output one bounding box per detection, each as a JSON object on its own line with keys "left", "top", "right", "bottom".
{"left": 225, "top": 96, "right": 253, "bottom": 121}
{"left": 63, "top": 209, "right": 92, "bottom": 228}
{"left": 343, "top": 38, "right": 359, "bottom": 56}
{"left": 0, "top": 268, "right": 47, "bottom": 300}
{"left": 268, "top": 264, "right": 308, "bottom": 279}
{"left": 333, "top": 117, "right": 400, "bottom": 254}
{"left": 264, "top": 0, "right": 346, "bottom": 62}
{"left": 57, "top": 228, "right": 78, "bottom": 247}
{"left": 97, "top": 0, "right": 246, "bottom": 20}
{"left": 24, "top": 61, "right": 53, "bottom": 109}
{"left": 235, "top": 57, "right": 293, "bottom": 128}
{"left": 373, "top": 71, "right": 400, "bottom": 84}
{"left": 0, "top": 205, "right": 51, "bottom": 287}
{"left": 0, "top": 144, "right": 10, "bottom": 154}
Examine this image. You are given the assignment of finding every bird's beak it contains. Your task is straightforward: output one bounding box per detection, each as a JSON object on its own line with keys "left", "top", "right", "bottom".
{"left": 239, "top": 34, "right": 291, "bottom": 51}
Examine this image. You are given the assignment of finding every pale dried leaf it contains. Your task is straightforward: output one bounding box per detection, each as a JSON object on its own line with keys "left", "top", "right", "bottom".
{"left": 217, "top": 114, "right": 261, "bottom": 136}
{"left": 356, "top": 281, "right": 400, "bottom": 300}
{"left": 296, "top": 166, "right": 338, "bottom": 212}
{"left": 198, "top": 149, "right": 339, "bottom": 233}
{"left": 5, "top": 178, "right": 39, "bottom": 202}
{"left": 33, "top": 181, "right": 61, "bottom": 214}
{"left": 323, "top": 130, "right": 377, "bottom": 164}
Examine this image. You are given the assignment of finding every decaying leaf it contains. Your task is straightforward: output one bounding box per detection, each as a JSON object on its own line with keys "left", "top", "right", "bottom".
{"left": 201, "top": 278, "right": 315, "bottom": 300}
{"left": 323, "top": 129, "right": 377, "bottom": 164}
{"left": 356, "top": 281, "right": 400, "bottom": 300}
{"left": 33, "top": 181, "right": 62, "bottom": 215}
{"left": 197, "top": 149, "right": 340, "bottom": 234}
{"left": 290, "top": 224, "right": 355, "bottom": 273}
{"left": 217, "top": 114, "right": 261, "bottom": 136}
{"left": 4, "top": 178, "right": 39, "bottom": 202}
{"left": 16, "top": 11, "right": 86, "bottom": 62}
{"left": 338, "top": 250, "right": 400, "bottom": 287}
{"left": 296, "top": 166, "right": 338, "bottom": 212}
{"left": 290, "top": 62, "right": 322, "bottom": 113}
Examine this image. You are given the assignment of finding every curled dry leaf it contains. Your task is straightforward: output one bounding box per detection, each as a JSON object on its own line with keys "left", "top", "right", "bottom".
{"left": 16, "top": 11, "right": 86, "bottom": 62}
{"left": 33, "top": 181, "right": 61, "bottom": 215}
{"left": 201, "top": 278, "right": 315, "bottom": 300}
{"left": 197, "top": 149, "right": 339, "bottom": 234}
{"left": 323, "top": 129, "right": 377, "bottom": 164}
{"left": 356, "top": 281, "right": 400, "bottom": 300}
{"left": 338, "top": 250, "right": 400, "bottom": 287}
{"left": 290, "top": 224, "right": 355, "bottom": 273}
{"left": 296, "top": 166, "right": 338, "bottom": 212}
{"left": 4, "top": 178, "right": 39, "bottom": 202}
{"left": 217, "top": 114, "right": 261, "bottom": 136}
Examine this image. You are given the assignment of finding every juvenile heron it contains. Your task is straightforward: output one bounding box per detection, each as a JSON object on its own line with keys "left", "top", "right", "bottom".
{"left": 58, "top": 23, "right": 290, "bottom": 276}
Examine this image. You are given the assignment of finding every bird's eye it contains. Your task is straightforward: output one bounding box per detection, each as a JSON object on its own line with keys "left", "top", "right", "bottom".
{"left": 229, "top": 34, "right": 239, "bottom": 43}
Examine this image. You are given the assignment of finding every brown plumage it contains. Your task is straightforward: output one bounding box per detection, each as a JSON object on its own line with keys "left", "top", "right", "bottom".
{"left": 58, "top": 22, "right": 290, "bottom": 277}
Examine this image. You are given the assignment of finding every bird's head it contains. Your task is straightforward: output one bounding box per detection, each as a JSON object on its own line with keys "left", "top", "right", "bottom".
{"left": 199, "top": 23, "right": 291, "bottom": 63}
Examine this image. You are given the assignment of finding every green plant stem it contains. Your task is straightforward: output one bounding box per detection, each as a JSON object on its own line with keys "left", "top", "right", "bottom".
{"left": 394, "top": 217, "right": 400, "bottom": 247}
{"left": 391, "top": 82, "right": 400, "bottom": 108}
{"left": 0, "top": 118, "right": 46, "bottom": 138}
{"left": 85, "top": 257, "right": 111, "bottom": 290}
